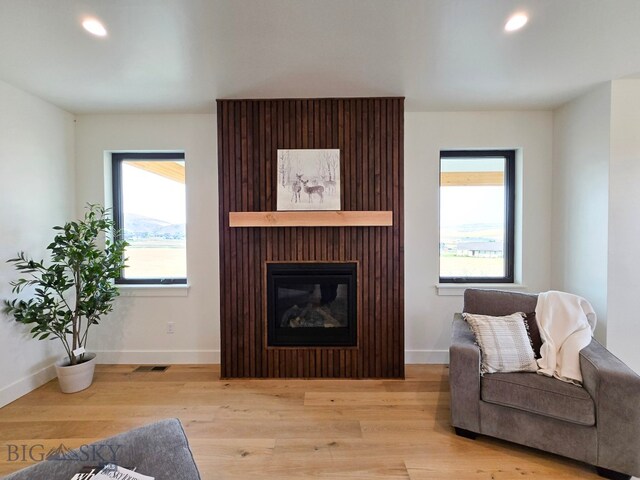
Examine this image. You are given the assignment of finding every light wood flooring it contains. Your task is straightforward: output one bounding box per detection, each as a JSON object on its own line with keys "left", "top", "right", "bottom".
{"left": 0, "top": 365, "right": 604, "bottom": 479}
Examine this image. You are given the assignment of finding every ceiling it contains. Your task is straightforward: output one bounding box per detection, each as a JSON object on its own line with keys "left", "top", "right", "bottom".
{"left": 1, "top": 0, "right": 640, "bottom": 114}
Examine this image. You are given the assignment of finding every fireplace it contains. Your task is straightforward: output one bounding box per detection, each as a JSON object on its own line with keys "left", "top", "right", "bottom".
{"left": 266, "top": 262, "right": 357, "bottom": 347}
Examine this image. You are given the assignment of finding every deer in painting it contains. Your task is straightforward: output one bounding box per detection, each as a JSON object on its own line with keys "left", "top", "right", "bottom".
{"left": 291, "top": 173, "right": 303, "bottom": 203}
{"left": 301, "top": 179, "right": 324, "bottom": 203}
{"left": 320, "top": 175, "right": 336, "bottom": 194}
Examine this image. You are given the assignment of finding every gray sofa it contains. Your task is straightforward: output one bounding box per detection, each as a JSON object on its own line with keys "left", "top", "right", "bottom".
{"left": 450, "top": 289, "right": 640, "bottom": 480}
{"left": 2, "top": 418, "right": 201, "bottom": 480}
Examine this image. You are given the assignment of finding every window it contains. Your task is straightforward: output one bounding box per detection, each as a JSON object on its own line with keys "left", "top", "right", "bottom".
{"left": 112, "top": 152, "right": 187, "bottom": 284}
{"left": 439, "top": 150, "right": 515, "bottom": 283}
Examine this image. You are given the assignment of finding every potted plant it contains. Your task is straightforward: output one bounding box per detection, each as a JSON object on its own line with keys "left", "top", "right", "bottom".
{"left": 3, "top": 204, "right": 127, "bottom": 393}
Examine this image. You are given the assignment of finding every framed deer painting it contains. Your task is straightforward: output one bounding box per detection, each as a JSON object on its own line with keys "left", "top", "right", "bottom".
{"left": 276, "top": 149, "right": 341, "bottom": 211}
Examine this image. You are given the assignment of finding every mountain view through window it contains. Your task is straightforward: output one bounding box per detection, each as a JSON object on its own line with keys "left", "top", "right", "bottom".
{"left": 120, "top": 159, "right": 186, "bottom": 281}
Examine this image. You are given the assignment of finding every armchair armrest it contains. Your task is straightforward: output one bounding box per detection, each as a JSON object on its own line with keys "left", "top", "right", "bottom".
{"left": 449, "top": 313, "right": 481, "bottom": 432}
{"left": 580, "top": 339, "right": 640, "bottom": 477}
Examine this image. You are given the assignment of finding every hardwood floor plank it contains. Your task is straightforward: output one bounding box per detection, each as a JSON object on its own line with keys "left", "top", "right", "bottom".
{"left": 182, "top": 418, "right": 362, "bottom": 440}
{"left": 304, "top": 391, "right": 447, "bottom": 407}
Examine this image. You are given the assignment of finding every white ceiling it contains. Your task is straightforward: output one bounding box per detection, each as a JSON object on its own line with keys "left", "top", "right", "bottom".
{"left": 1, "top": 0, "right": 640, "bottom": 114}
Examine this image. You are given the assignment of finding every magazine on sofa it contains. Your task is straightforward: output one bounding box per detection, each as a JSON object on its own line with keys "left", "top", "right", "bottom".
{"left": 70, "top": 464, "right": 154, "bottom": 480}
{"left": 69, "top": 466, "right": 102, "bottom": 480}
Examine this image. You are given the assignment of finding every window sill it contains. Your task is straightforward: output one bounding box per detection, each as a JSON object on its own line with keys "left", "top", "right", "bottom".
{"left": 436, "top": 283, "right": 527, "bottom": 297}
{"left": 117, "top": 284, "right": 190, "bottom": 297}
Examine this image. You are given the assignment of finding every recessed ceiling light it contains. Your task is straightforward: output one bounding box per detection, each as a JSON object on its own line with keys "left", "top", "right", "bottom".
{"left": 82, "top": 18, "right": 107, "bottom": 37}
{"left": 504, "top": 12, "right": 528, "bottom": 32}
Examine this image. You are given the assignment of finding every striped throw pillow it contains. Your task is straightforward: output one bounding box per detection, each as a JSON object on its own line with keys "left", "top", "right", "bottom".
{"left": 463, "top": 312, "right": 538, "bottom": 374}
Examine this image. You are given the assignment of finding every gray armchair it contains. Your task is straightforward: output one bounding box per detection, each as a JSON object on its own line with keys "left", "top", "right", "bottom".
{"left": 3, "top": 418, "right": 201, "bottom": 480}
{"left": 450, "top": 289, "right": 640, "bottom": 480}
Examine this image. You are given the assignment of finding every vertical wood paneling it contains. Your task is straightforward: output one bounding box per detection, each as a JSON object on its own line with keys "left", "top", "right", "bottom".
{"left": 217, "top": 101, "right": 228, "bottom": 377}
{"left": 217, "top": 98, "right": 404, "bottom": 378}
{"left": 229, "top": 103, "right": 238, "bottom": 378}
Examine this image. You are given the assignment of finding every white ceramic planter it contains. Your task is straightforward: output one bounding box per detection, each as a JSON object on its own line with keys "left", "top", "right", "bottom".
{"left": 55, "top": 353, "right": 97, "bottom": 393}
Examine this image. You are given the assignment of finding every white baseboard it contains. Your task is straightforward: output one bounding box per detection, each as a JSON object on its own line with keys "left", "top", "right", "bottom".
{"left": 94, "top": 350, "right": 445, "bottom": 365}
{"left": 0, "top": 349, "right": 445, "bottom": 406}
{"left": 405, "top": 350, "right": 449, "bottom": 364}
{"left": 93, "top": 350, "right": 220, "bottom": 364}
{"left": 0, "top": 363, "right": 57, "bottom": 408}
{"left": 0, "top": 350, "right": 444, "bottom": 406}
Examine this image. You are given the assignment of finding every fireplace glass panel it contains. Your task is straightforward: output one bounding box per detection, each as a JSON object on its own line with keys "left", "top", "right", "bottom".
{"left": 267, "top": 263, "right": 357, "bottom": 347}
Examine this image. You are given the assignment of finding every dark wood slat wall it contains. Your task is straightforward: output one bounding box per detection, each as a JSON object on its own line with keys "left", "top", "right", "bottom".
{"left": 217, "top": 98, "right": 404, "bottom": 378}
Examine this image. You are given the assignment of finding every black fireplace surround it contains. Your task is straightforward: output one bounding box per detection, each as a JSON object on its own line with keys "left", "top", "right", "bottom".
{"left": 266, "top": 262, "right": 357, "bottom": 347}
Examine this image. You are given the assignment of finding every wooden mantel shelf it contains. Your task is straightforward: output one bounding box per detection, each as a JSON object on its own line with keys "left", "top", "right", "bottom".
{"left": 229, "top": 211, "right": 393, "bottom": 228}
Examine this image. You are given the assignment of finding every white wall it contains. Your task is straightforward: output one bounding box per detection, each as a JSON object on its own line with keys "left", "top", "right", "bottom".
{"left": 607, "top": 79, "right": 640, "bottom": 372}
{"left": 74, "top": 114, "right": 219, "bottom": 364}
{"left": 73, "top": 111, "right": 553, "bottom": 366}
{"left": 404, "top": 111, "right": 554, "bottom": 362}
{"left": 551, "top": 84, "right": 611, "bottom": 343}
{"left": 0, "top": 80, "right": 75, "bottom": 407}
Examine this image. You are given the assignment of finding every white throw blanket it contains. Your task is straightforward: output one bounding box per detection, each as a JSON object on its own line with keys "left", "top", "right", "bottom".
{"left": 536, "top": 291, "right": 596, "bottom": 385}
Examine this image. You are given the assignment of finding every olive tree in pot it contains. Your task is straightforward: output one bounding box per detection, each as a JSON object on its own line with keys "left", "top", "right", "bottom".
{"left": 3, "top": 204, "right": 127, "bottom": 393}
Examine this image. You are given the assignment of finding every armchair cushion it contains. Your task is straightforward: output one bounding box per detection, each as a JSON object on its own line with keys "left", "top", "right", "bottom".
{"left": 463, "top": 312, "right": 538, "bottom": 374}
{"left": 482, "top": 372, "right": 595, "bottom": 426}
